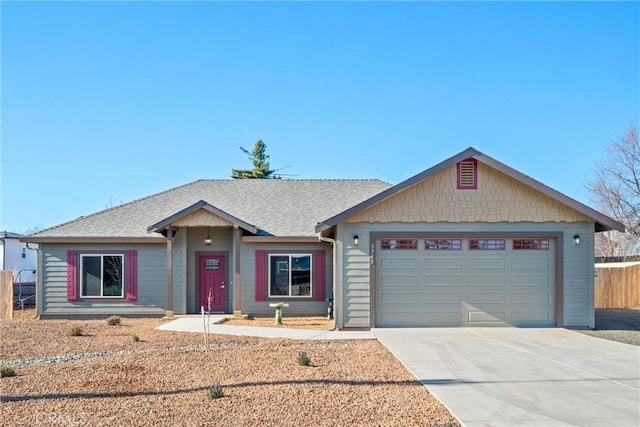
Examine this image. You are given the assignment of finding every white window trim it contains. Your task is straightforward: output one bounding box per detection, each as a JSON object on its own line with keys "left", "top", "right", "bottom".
{"left": 267, "top": 253, "right": 313, "bottom": 298}
{"left": 80, "top": 253, "right": 125, "bottom": 298}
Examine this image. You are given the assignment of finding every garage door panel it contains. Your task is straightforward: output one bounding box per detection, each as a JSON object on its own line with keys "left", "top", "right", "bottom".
{"left": 468, "top": 292, "right": 506, "bottom": 304}
{"left": 379, "top": 292, "right": 419, "bottom": 304}
{"left": 512, "top": 274, "right": 550, "bottom": 287}
{"left": 512, "top": 311, "right": 552, "bottom": 324}
{"left": 423, "top": 292, "right": 463, "bottom": 303}
{"left": 468, "top": 310, "right": 507, "bottom": 323}
{"left": 512, "top": 292, "right": 551, "bottom": 304}
{"left": 379, "top": 311, "right": 419, "bottom": 326}
{"left": 512, "top": 257, "right": 550, "bottom": 270}
{"left": 424, "top": 275, "right": 464, "bottom": 286}
{"left": 380, "top": 258, "right": 418, "bottom": 269}
{"left": 379, "top": 274, "right": 420, "bottom": 287}
{"left": 468, "top": 257, "right": 506, "bottom": 269}
{"left": 424, "top": 258, "right": 464, "bottom": 269}
{"left": 424, "top": 311, "right": 463, "bottom": 325}
{"left": 468, "top": 276, "right": 507, "bottom": 286}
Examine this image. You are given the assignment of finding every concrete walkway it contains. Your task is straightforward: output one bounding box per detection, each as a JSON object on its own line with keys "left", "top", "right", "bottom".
{"left": 373, "top": 327, "right": 640, "bottom": 427}
{"left": 156, "top": 316, "right": 375, "bottom": 340}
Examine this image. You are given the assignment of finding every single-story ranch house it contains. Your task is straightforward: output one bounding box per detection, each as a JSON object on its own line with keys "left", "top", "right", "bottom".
{"left": 22, "top": 147, "right": 624, "bottom": 329}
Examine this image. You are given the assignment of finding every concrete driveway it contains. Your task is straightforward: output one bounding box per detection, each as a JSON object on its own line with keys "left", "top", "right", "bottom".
{"left": 373, "top": 328, "right": 640, "bottom": 427}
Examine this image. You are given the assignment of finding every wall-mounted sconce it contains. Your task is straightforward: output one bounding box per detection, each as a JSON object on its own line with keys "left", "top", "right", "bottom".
{"left": 573, "top": 234, "right": 580, "bottom": 246}
{"left": 353, "top": 235, "right": 359, "bottom": 246}
{"left": 204, "top": 226, "right": 213, "bottom": 246}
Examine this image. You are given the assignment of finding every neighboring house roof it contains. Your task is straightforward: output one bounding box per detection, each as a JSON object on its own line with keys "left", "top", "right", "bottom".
{"left": 24, "top": 179, "right": 392, "bottom": 241}
{"left": 0, "top": 231, "right": 24, "bottom": 239}
{"left": 595, "top": 261, "right": 640, "bottom": 268}
{"left": 316, "top": 147, "right": 625, "bottom": 233}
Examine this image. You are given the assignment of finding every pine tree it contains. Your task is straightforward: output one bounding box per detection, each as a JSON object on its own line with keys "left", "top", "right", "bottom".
{"left": 231, "top": 140, "right": 280, "bottom": 179}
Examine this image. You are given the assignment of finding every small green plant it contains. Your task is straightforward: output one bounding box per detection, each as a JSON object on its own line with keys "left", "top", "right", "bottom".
{"left": 1, "top": 366, "right": 16, "bottom": 378}
{"left": 297, "top": 350, "right": 311, "bottom": 366}
{"left": 67, "top": 326, "right": 83, "bottom": 336}
{"left": 207, "top": 381, "right": 224, "bottom": 399}
{"left": 132, "top": 334, "right": 140, "bottom": 342}
{"left": 106, "top": 315, "right": 122, "bottom": 326}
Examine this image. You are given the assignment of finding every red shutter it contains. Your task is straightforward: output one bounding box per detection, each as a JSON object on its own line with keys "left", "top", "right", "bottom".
{"left": 255, "top": 250, "right": 266, "bottom": 301}
{"left": 67, "top": 250, "right": 78, "bottom": 302}
{"left": 126, "top": 250, "right": 137, "bottom": 301}
{"left": 313, "top": 250, "right": 326, "bottom": 301}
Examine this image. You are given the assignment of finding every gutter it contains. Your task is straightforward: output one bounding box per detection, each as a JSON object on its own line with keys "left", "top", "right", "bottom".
{"left": 317, "top": 233, "right": 337, "bottom": 331}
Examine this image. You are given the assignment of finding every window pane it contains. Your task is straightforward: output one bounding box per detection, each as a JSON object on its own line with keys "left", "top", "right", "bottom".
{"left": 270, "top": 256, "right": 289, "bottom": 296}
{"left": 82, "top": 256, "right": 102, "bottom": 296}
{"left": 513, "top": 239, "right": 549, "bottom": 250}
{"left": 425, "top": 239, "right": 462, "bottom": 250}
{"left": 103, "top": 256, "right": 123, "bottom": 297}
{"left": 381, "top": 239, "right": 417, "bottom": 250}
{"left": 469, "top": 239, "right": 505, "bottom": 250}
{"left": 291, "top": 255, "right": 311, "bottom": 296}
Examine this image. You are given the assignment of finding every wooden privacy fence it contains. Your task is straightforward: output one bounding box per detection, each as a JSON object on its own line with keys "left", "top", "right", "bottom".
{"left": 1, "top": 270, "right": 14, "bottom": 320}
{"left": 594, "top": 262, "right": 640, "bottom": 309}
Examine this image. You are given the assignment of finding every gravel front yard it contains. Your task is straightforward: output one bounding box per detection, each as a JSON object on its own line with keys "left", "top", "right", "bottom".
{"left": 0, "top": 311, "right": 459, "bottom": 427}
{"left": 577, "top": 307, "right": 640, "bottom": 346}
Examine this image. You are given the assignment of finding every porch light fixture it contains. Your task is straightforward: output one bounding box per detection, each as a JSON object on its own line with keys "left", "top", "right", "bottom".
{"left": 353, "top": 235, "right": 359, "bottom": 246}
{"left": 204, "top": 227, "right": 213, "bottom": 246}
{"left": 573, "top": 234, "right": 580, "bottom": 246}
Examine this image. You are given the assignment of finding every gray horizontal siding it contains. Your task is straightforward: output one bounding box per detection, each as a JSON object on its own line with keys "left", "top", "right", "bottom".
{"left": 240, "top": 242, "right": 332, "bottom": 316}
{"left": 40, "top": 243, "right": 184, "bottom": 317}
{"left": 338, "top": 221, "right": 595, "bottom": 329}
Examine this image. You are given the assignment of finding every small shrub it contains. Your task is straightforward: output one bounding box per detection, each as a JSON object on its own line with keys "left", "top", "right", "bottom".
{"left": 67, "top": 326, "right": 83, "bottom": 337}
{"left": 106, "top": 315, "right": 122, "bottom": 326}
{"left": 297, "top": 350, "right": 311, "bottom": 366}
{"left": 1, "top": 366, "right": 16, "bottom": 378}
{"left": 207, "top": 382, "right": 224, "bottom": 399}
{"left": 132, "top": 334, "right": 140, "bottom": 342}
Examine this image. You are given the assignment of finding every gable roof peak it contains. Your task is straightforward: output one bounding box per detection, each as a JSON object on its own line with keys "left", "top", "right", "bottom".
{"left": 316, "top": 147, "right": 625, "bottom": 233}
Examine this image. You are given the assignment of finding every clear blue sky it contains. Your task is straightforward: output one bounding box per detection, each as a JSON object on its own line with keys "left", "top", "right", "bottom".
{"left": 2, "top": 1, "right": 638, "bottom": 234}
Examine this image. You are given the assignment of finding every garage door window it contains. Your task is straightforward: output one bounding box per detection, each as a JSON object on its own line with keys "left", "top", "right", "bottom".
{"left": 469, "top": 239, "right": 505, "bottom": 250}
{"left": 381, "top": 239, "right": 417, "bottom": 250}
{"left": 513, "top": 239, "right": 550, "bottom": 250}
{"left": 425, "top": 239, "right": 462, "bottom": 250}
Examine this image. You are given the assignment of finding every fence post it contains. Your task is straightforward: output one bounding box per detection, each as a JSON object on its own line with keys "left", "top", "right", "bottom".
{"left": 1, "top": 271, "right": 14, "bottom": 320}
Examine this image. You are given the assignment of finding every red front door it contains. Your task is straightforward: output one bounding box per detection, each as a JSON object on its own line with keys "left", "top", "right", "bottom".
{"left": 199, "top": 255, "right": 226, "bottom": 312}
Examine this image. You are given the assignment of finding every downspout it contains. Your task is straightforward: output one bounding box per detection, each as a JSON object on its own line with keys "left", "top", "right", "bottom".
{"left": 25, "top": 242, "right": 40, "bottom": 319}
{"left": 317, "top": 233, "right": 337, "bottom": 331}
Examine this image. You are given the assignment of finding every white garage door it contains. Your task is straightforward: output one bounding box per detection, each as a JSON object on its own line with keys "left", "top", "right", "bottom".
{"left": 375, "top": 237, "right": 555, "bottom": 327}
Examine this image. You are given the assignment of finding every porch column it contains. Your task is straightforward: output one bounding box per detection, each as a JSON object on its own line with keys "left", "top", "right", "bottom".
{"left": 165, "top": 227, "right": 177, "bottom": 318}
{"left": 233, "top": 225, "right": 242, "bottom": 316}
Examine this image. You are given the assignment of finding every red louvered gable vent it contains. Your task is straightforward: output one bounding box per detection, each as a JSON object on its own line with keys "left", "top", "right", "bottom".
{"left": 457, "top": 158, "right": 478, "bottom": 189}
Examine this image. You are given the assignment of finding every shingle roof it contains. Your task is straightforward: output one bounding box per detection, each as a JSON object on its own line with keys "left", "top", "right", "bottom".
{"left": 0, "top": 231, "right": 24, "bottom": 239}
{"left": 28, "top": 179, "right": 392, "bottom": 239}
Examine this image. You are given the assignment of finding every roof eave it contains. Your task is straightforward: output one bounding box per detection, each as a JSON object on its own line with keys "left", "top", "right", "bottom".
{"left": 20, "top": 236, "right": 165, "bottom": 244}
{"left": 147, "top": 200, "right": 259, "bottom": 234}
{"left": 474, "top": 153, "right": 626, "bottom": 233}
{"left": 242, "top": 236, "right": 320, "bottom": 243}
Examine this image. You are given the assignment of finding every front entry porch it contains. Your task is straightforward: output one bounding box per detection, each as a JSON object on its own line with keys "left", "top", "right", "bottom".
{"left": 147, "top": 200, "right": 258, "bottom": 318}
